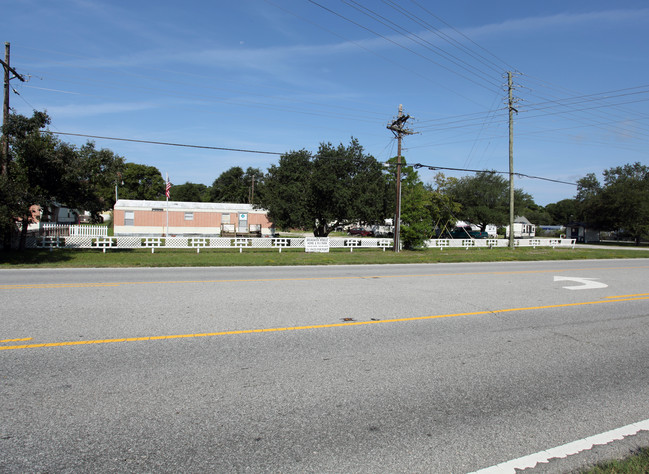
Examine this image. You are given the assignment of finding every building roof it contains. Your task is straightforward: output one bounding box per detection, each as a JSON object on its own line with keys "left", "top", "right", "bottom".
{"left": 514, "top": 216, "right": 532, "bottom": 225}
{"left": 114, "top": 199, "right": 266, "bottom": 212}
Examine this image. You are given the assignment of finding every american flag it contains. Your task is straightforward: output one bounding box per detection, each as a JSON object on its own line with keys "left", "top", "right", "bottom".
{"left": 165, "top": 179, "right": 172, "bottom": 198}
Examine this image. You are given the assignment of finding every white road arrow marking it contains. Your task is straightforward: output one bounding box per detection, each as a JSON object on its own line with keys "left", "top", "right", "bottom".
{"left": 554, "top": 276, "right": 608, "bottom": 290}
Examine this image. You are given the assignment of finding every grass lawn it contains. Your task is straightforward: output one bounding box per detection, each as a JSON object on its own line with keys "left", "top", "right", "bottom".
{"left": 1, "top": 245, "right": 649, "bottom": 268}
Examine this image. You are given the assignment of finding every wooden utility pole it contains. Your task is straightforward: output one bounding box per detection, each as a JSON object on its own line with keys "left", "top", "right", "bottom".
{"left": 2, "top": 42, "right": 11, "bottom": 176}
{"left": 1, "top": 42, "right": 25, "bottom": 176}
{"left": 507, "top": 72, "right": 517, "bottom": 250}
{"left": 387, "top": 104, "right": 414, "bottom": 252}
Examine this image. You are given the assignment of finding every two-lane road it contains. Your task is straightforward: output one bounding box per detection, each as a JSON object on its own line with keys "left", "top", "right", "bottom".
{"left": 1, "top": 259, "right": 648, "bottom": 472}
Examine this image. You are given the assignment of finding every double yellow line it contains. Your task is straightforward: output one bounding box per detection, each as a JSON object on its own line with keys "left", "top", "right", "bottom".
{"left": 2, "top": 294, "right": 647, "bottom": 352}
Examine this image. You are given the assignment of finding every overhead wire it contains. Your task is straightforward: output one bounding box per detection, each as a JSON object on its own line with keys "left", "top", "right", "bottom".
{"left": 410, "top": 163, "right": 578, "bottom": 186}
{"left": 515, "top": 75, "right": 649, "bottom": 143}
{"left": 12, "top": 5, "right": 648, "bottom": 182}
{"left": 308, "top": 0, "right": 501, "bottom": 93}
{"left": 363, "top": 3, "right": 649, "bottom": 158}
{"left": 341, "top": 0, "right": 502, "bottom": 90}
{"left": 408, "top": 0, "right": 516, "bottom": 73}
{"left": 263, "top": 0, "right": 487, "bottom": 106}
{"left": 14, "top": 46, "right": 390, "bottom": 124}
{"left": 50, "top": 132, "right": 284, "bottom": 155}
{"left": 382, "top": 0, "right": 506, "bottom": 78}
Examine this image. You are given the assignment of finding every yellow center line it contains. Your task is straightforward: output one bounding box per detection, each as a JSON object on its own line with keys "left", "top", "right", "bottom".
{"left": 2, "top": 264, "right": 648, "bottom": 290}
{"left": 2, "top": 296, "right": 648, "bottom": 352}
{"left": 0, "top": 283, "right": 121, "bottom": 289}
{"left": 606, "top": 293, "right": 649, "bottom": 298}
{"left": 0, "top": 337, "right": 32, "bottom": 343}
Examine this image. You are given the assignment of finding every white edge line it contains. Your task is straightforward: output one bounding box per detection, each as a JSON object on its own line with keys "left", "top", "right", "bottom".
{"left": 470, "top": 419, "right": 649, "bottom": 473}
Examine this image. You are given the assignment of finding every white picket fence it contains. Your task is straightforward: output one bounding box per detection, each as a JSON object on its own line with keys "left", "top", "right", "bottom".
{"left": 424, "top": 238, "right": 576, "bottom": 250}
{"left": 25, "top": 235, "right": 576, "bottom": 252}
{"left": 40, "top": 224, "right": 108, "bottom": 237}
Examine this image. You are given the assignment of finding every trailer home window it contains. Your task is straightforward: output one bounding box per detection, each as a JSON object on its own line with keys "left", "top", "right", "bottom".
{"left": 184, "top": 212, "right": 194, "bottom": 221}
{"left": 124, "top": 211, "right": 134, "bottom": 226}
{"left": 221, "top": 213, "right": 230, "bottom": 224}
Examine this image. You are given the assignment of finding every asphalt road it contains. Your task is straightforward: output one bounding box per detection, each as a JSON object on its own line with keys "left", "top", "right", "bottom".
{"left": 1, "top": 260, "right": 649, "bottom": 472}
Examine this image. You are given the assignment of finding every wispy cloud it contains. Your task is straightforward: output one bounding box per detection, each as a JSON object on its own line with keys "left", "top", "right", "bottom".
{"left": 466, "top": 8, "right": 649, "bottom": 39}
{"left": 24, "top": 6, "right": 649, "bottom": 96}
{"left": 45, "top": 101, "right": 158, "bottom": 118}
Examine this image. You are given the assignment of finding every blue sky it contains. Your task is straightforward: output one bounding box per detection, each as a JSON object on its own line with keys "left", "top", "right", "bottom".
{"left": 5, "top": 0, "right": 649, "bottom": 205}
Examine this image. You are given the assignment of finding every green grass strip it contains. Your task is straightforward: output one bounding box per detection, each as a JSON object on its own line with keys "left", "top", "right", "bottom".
{"left": 1, "top": 246, "right": 649, "bottom": 268}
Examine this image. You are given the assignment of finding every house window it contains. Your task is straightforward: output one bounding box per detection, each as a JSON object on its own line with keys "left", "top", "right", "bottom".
{"left": 152, "top": 208, "right": 163, "bottom": 212}
{"left": 221, "top": 213, "right": 230, "bottom": 224}
{"left": 124, "top": 211, "right": 134, "bottom": 226}
{"left": 184, "top": 212, "right": 194, "bottom": 221}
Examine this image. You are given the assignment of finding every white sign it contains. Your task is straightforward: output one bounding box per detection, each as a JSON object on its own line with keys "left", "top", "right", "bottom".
{"left": 554, "top": 276, "right": 608, "bottom": 290}
{"left": 305, "top": 237, "right": 330, "bottom": 253}
{"left": 239, "top": 213, "right": 247, "bottom": 220}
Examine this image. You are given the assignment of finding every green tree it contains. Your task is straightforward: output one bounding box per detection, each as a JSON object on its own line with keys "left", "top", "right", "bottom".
{"left": 577, "top": 163, "right": 649, "bottom": 245}
{"left": 262, "top": 138, "right": 388, "bottom": 236}
{"left": 399, "top": 171, "right": 433, "bottom": 249}
{"left": 575, "top": 172, "right": 604, "bottom": 224}
{"left": 309, "top": 139, "right": 388, "bottom": 236}
{"left": 209, "top": 166, "right": 263, "bottom": 203}
{"left": 75, "top": 142, "right": 125, "bottom": 215}
{"left": 263, "top": 150, "right": 312, "bottom": 230}
{"left": 1, "top": 111, "right": 108, "bottom": 248}
{"left": 169, "top": 182, "right": 210, "bottom": 202}
{"left": 545, "top": 199, "right": 579, "bottom": 225}
{"left": 118, "top": 163, "right": 165, "bottom": 201}
{"left": 445, "top": 171, "right": 532, "bottom": 231}
{"left": 519, "top": 203, "right": 552, "bottom": 227}
{"left": 2, "top": 112, "right": 75, "bottom": 248}
{"left": 426, "top": 173, "right": 462, "bottom": 232}
{"left": 385, "top": 164, "right": 461, "bottom": 249}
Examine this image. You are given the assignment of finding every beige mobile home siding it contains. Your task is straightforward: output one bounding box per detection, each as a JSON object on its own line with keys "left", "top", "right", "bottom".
{"left": 113, "top": 200, "right": 274, "bottom": 236}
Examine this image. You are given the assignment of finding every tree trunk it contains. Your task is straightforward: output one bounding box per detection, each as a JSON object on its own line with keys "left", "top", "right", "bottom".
{"left": 19, "top": 216, "right": 29, "bottom": 250}
{"left": 313, "top": 223, "right": 330, "bottom": 237}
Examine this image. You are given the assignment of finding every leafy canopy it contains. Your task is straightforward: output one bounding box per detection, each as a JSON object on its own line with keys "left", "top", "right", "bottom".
{"left": 262, "top": 138, "right": 388, "bottom": 236}
{"left": 577, "top": 162, "right": 649, "bottom": 244}
{"left": 445, "top": 171, "right": 532, "bottom": 231}
{"left": 1, "top": 111, "right": 125, "bottom": 248}
{"left": 209, "top": 166, "right": 263, "bottom": 204}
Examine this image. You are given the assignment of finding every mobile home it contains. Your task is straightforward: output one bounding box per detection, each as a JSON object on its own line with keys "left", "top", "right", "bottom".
{"left": 113, "top": 200, "right": 274, "bottom": 237}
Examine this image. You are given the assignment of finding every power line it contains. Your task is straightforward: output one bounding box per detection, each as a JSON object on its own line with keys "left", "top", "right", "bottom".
{"left": 307, "top": 0, "right": 499, "bottom": 93}
{"left": 50, "top": 132, "right": 284, "bottom": 155}
{"left": 411, "top": 163, "right": 578, "bottom": 186}
{"left": 341, "top": 0, "right": 502, "bottom": 89}
{"left": 407, "top": 0, "right": 516, "bottom": 72}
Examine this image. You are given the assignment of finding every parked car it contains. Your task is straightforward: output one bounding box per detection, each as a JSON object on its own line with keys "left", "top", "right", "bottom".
{"left": 348, "top": 227, "right": 373, "bottom": 237}
{"left": 449, "top": 226, "right": 488, "bottom": 239}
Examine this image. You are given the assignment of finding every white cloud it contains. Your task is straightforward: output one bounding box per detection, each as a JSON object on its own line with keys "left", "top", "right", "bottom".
{"left": 466, "top": 8, "right": 649, "bottom": 39}
{"left": 46, "top": 101, "right": 158, "bottom": 118}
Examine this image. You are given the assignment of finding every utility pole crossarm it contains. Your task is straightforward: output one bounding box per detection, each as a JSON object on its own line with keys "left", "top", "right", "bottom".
{"left": 0, "top": 59, "right": 25, "bottom": 82}
{"left": 387, "top": 114, "right": 414, "bottom": 136}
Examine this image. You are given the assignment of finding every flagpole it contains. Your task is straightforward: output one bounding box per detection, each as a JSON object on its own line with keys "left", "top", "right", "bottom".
{"left": 166, "top": 173, "right": 169, "bottom": 237}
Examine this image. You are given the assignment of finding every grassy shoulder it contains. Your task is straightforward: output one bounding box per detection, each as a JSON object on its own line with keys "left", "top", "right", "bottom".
{"left": 1, "top": 245, "right": 649, "bottom": 268}
{"left": 581, "top": 447, "right": 649, "bottom": 473}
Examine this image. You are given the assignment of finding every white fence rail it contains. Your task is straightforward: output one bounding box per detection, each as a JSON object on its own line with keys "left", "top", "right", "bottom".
{"left": 25, "top": 236, "right": 576, "bottom": 252}
{"left": 424, "top": 238, "right": 576, "bottom": 249}
{"left": 40, "top": 224, "right": 108, "bottom": 237}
